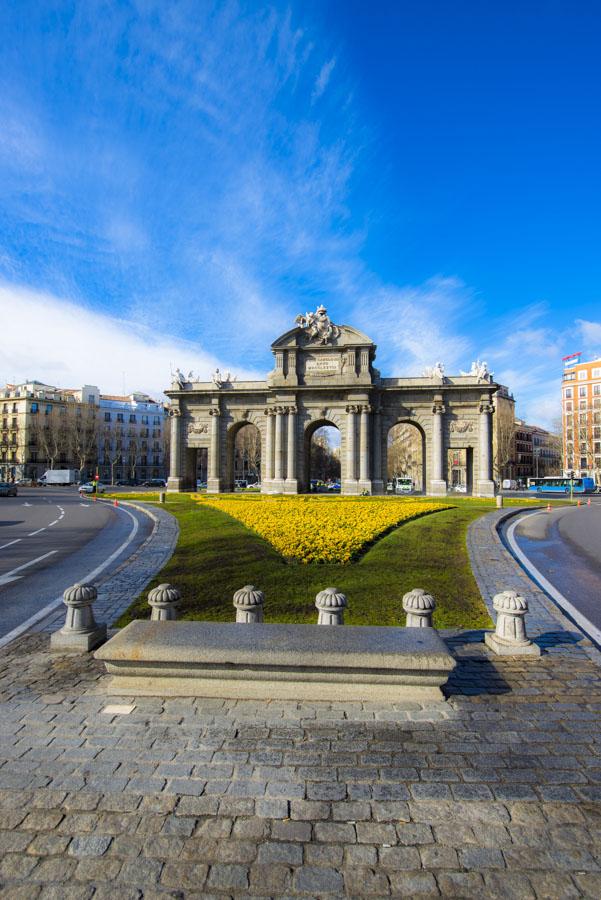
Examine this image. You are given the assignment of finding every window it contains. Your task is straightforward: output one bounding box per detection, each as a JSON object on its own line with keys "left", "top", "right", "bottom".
{"left": 580, "top": 457, "right": 588, "bottom": 468}
{"left": 88, "top": 394, "right": 95, "bottom": 404}
{"left": 153, "top": 416, "right": 161, "bottom": 425}
{"left": 578, "top": 370, "right": 587, "bottom": 380}
{"left": 564, "top": 388, "right": 573, "bottom": 399}
{"left": 117, "top": 413, "right": 124, "bottom": 423}
{"left": 12, "top": 403, "right": 17, "bottom": 412}
{"left": 592, "top": 368, "right": 601, "bottom": 378}
{"left": 594, "top": 384, "right": 601, "bottom": 396}
{"left": 30, "top": 402, "right": 38, "bottom": 413}
{"left": 45, "top": 404, "right": 52, "bottom": 415}
{"left": 141, "top": 415, "right": 148, "bottom": 424}
{"left": 129, "top": 414, "right": 136, "bottom": 423}
{"left": 565, "top": 401, "right": 573, "bottom": 412}
{"left": 579, "top": 400, "right": 587, "bottom": 410}
{"left": 579, "top": 386, "right": 587, "bottom": 397}
{"left": 104, "top": 412, "right": 111, "bottom": 422}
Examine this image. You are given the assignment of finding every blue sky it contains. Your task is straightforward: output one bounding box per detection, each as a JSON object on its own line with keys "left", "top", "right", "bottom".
{"left": 1, "top": 0, "right": 600, "bottom": 426}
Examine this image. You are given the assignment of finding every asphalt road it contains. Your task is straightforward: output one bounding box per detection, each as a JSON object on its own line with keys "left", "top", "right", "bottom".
{"left": 0, "top": 487, "right": 153, "bottom": 640}
{"left": 508, "top": 499, "right": 601, "bottom": 634}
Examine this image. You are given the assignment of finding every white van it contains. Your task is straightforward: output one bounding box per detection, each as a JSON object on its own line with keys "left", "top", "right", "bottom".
{"left": 502, "top": 479, "right": 518, "bottom": 490}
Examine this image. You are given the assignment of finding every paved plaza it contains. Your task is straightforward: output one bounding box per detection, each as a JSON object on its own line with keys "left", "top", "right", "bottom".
{"left": 0, "top": 505, "right": 600, "bottom": 897}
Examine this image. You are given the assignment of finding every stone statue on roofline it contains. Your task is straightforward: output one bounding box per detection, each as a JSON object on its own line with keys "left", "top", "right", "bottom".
{"left": 295, "top": 305, "right": 340, "bottom": 345}
{"left": 422, "top": 361, "right": 445, "bottom": 381}
{"left": 171, "top": 367, "right": 186, "bottom": 388}
{"left": 212, "top": 368, "right": 237, "bottom": 388}
{"left": 460, "top": 359, "right": 493, "bottom": 382}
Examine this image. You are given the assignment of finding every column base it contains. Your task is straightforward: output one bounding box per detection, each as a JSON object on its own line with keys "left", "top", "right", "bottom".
{"left": 269, "top": 479, "right": 286, "bottom": 494}
{"left": 207, "top": 478, "right": 223, "bottom": 494}
{"left": 476, "top": 480, "right": 495, "bottom": 498}
{"left": 371, "top": 479, "right": 385, "bottom": 496}
{"left": 357, "top": 480, "right": 372, "bottom": 495}
{"left": 284, "top": 479, "right": 298, "bottom": 494}
{"left": 343, "top": 480, "right": 360, "bottom": 495}
{"left": 429, "top": 480, "right": 447, "bottom": 496}
{"left": 166, "top": 476, "right": 185, "bottom": 493}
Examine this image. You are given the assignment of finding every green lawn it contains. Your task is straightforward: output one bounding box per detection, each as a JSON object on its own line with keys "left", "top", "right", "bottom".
{"left": 107, "top": 492, "right": 547, "bottom": 630}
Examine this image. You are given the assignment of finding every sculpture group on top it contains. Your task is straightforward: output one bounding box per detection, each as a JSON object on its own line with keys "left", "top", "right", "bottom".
{"left": 295, "top": 305, "right": 340, "bottom": 345}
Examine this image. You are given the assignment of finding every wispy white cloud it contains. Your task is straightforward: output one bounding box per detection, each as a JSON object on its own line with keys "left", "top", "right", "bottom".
{"left": 0, "top": 282, "right": 261, "bottom": 398}
{"left": 312, "top": 58, "right": 336, "bottom": 101}
{"left": 576, "top": 318, "right": 601, "bottom": 355}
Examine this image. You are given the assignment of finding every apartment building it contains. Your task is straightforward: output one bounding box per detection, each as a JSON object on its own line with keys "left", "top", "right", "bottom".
{"left": 513, "top": 420, "right": 562, "bottom": 481}
{"left": 562, "top": 354, "right": 601, "bottom": 483}
{"left": 0, "top": 381, "right": 168, "bottom": 483}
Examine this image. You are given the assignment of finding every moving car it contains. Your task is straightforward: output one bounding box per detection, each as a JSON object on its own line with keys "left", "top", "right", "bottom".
{"left": 79, "top": 482, "right": 106, "bottom": 495}
{"left": 0, "top": 482, "right": 18, "bottom": 497}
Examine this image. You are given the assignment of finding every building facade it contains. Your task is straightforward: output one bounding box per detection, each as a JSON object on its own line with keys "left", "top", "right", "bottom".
{"left": 166, "top": 309, "right": 502, "bottom": 497}
{"left": 562, "top": 355, "right": 601, "bottom": 483}
{"left": 0, "top": 381, "right": 168, "bottom": 483}
{"left": 513, "top": 420, "right": 562, "bottom": 481}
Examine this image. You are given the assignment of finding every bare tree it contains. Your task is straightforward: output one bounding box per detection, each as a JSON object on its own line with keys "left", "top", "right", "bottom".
{"left": 235, "top": 425, "right": 261, "bottom": 479}
{"left": 29, "top": 410, "right": 70, "bottom": 471}
{"left": 66, "top": 404, "right": 99, "bottom": 478}
{"left": 310, "top": 427, "right": 340, "bottom": 482}
{"left": 126, "top": 431, "right": 139, "bottom": 481}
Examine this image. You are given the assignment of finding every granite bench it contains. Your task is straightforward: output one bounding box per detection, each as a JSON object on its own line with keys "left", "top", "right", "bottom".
{"left": 95, "top": 620, "right": 456, "bottom": 702}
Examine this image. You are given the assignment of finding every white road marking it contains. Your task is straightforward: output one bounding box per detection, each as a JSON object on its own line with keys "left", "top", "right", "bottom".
{"left": 22, "top": 502, "right": 32, "bottom": 507}
{"left": 0, "top": 550, "right": 58, "bottom": 587}
{"left": 0, "top": 539, "right": 21, "bottom": 551}
{"left": 506, "top": 513, "right": 601, "bottom": 647}
{"left": 47, "top": 520, "right": 59, "bottom": 527}
{"left": 28, "top": 528, "right": 46, "bottom": 537}
{"left": 0, "top": 505, "right": 140, "bottom": 648}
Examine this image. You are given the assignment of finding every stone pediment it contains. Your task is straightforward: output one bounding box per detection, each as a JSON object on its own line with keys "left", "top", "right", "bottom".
{"left": 271, "top": 323, "right": 375, "bottom": 351}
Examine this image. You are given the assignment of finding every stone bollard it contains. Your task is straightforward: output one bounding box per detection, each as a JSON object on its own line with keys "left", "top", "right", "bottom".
{"left": 233, "top": 585, "right": 265, "bottom": 623}
{"left": 148, "top": 583, "right": 181, "bottom": 621}
{"left": 402, "top": 588, "right": 436, "bottom": 627}
{"left": 496, "top": 495, "right": 503, "bottom": 508}
{"left": 315, "top": 587, "right": 347, "bottom": 625}
{"left": 50, "top": 583, "right": 107, "bottom": 651}
{"left": 485, "top": 590, "right": 541, "bottom": 656}
{"left": 159, "top": 491, "right": 166, "bottom": 504}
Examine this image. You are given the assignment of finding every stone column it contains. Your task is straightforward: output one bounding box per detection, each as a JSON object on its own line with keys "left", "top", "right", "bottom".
{"left": 273, "top": 406, "right": 284, "bottom": 492}
{"left": 477, "top": 398, "right": 495, "bottom": 497}
{"left": 429, "top": 398, "right": 447, "bottom": 495}
{"left": 345, "top": 405, "right": 358, "bottom": 494}
{"left": 371, "top": 406, "right": 384, "bottom": 494}
{"left": 263, "top": 408, "right": 274, "bottom": 491}
{"left": 358, "top": 404, "right": 372, "bottom": 493}
{"left": 285, "top": 405, "right": 298, "bottom": 493}
{"left": 207, "top": 408, "right": 222, "bottom": 493}
{"left": 166, "top": 409, "right": 184, "bottom": 492}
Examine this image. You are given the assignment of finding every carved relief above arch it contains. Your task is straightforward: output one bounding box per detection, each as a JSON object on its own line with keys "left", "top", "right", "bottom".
{"left": 302, "top": 406, "right": 344, "bottom": 432}
{"left": 225, "top": 408, "right": 266, "bottom": 435}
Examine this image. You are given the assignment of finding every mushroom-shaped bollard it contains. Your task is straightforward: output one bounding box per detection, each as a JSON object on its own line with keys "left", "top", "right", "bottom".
{"left": 485, "top": 590, "right": 541, "bottom": 656}
{"left": 233, "top": 585, "right": 265, "bottom": 623}
{"left": 148, "top": 583, "right": 181, "bottom": 621}
{"left": 50, "top": 583, "right": 107, "bottom": 652}
{"left": 402, "top": 588, "right": 436, "bottom": 627}
{"left": 315, "top": 587, "right": 347, "bottom": 625}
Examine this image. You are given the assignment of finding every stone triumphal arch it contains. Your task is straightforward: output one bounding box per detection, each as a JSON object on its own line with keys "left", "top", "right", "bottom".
{"left": 166, "top": 307, "right": 497, "bottom": 497}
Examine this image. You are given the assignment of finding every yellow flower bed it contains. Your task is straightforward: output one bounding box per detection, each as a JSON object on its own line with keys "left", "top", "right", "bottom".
{"left": 196, "top": 496, "right": 451, "bottom": 563}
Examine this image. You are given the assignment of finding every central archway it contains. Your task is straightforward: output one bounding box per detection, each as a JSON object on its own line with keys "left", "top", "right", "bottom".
{"left": 386, "top": 422, "right": 425, "bottom": 493}
{"left": 302, "top": 420, "right": 341, "bottom": 493}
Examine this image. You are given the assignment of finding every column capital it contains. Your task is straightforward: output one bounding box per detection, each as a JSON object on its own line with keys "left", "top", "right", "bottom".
{"left": 360, "top": 404, "right": 372, "bottom": 415}
{"left": 286, "top": 405, "right": 297, "bottom": 415}
{"left": 432, "top": 401, "right": 446, "bottom": 415}
{"left": 479, "top": 401, "right": 494, "bottom": 415}
{"left": 209, "top": 408, "right": 221, "bottom": 417}
{"left": 169, "top": 408, "right": 182, "bottom": 418}
{"left": 264, "top": 406, "right": 276, "bottom": 416}
{"left": 346, "top": 404, "right": 360, "bottom": 414}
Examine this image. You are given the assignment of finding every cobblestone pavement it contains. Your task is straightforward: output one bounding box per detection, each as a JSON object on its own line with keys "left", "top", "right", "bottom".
{"left": 33, "top": 502, "right": 179, "bottom": 635}
{"left": 0, "top": 507, "right": 599, "bottom": 897}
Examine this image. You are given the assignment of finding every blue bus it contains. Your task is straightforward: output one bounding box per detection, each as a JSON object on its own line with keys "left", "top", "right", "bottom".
{"left": 528, "top": 476, "right": 596, "bottom": 494}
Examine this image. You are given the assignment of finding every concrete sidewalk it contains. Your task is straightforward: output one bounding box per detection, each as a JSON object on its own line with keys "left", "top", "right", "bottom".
{"left": 0, "top": 508, "right": 599, "bottom": 898}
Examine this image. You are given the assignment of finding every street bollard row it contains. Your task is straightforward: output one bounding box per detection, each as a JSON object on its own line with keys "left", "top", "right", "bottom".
{"left": 50, "top": 579, "right": 539, "bottom": 659}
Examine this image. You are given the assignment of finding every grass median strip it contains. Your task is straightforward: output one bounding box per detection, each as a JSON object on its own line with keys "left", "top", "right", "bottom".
{"left": 106, "top": 493, "right": 534, "bottom": 629}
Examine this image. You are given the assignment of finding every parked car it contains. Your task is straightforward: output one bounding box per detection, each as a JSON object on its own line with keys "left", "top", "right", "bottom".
{"left": 142, "top": 478, "right": 167, "bottom": 487}
{"left": 79, "top": 482, "right": 105, "bottom": 494}
{"left": 0, "top": 482, "right": 17, "bottom": 497}
{"left": 196, "top": 481, "right": 207, "bottom": 490}
{"left": 327, "top": 482, "right": 341, "bottom": 491}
